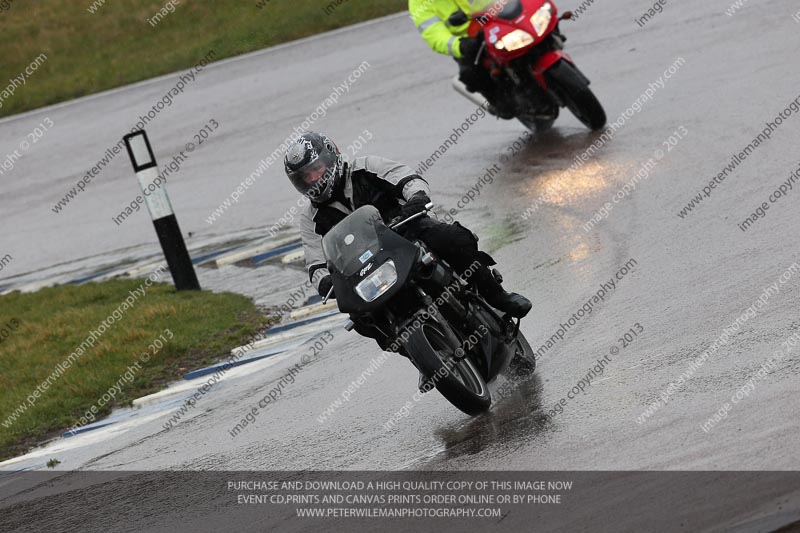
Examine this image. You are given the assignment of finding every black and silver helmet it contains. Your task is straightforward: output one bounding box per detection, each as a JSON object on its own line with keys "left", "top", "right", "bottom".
{"left": 284, "top": 132, "right": 343, "bottom": 203}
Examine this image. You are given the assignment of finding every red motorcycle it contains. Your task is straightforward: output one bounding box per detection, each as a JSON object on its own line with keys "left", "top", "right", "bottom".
{"left": 451, "top": 0, "right": 606, "bottom": 132}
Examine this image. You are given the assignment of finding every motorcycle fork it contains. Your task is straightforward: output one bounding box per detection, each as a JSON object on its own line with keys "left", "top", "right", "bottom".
{"left": 412, "top": 284, "right": 478, "bottom": 363}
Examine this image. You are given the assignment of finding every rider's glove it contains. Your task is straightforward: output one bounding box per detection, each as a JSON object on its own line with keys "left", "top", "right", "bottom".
{"left": 318, "top": 275, "right": 334, "bottom": 299}
{"left": 400, "top": 192, "right": 431, "bottom": 220}
{"left": 458, "top": 37, "right": 481, "bottom": 61}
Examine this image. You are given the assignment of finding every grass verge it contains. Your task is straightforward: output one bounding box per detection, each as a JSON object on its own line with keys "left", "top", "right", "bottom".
{"left": 0, "top": 278, "right": 272, "bottom": 461}
{"left": 0, "top": 0, "right": 408, "bottom": 118}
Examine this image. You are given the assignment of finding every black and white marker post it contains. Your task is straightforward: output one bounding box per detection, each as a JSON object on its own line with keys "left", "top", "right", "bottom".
{"left": 123, "top": 130, "right": 200, "bottom": 291}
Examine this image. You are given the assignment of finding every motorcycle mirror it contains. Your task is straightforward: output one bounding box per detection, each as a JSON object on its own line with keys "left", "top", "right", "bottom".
{"left": 560, "top": 11, "right": 574, "bottom": 20}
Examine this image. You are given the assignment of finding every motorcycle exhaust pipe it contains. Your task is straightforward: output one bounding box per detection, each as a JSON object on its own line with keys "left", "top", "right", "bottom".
{"left": 451, "top": 76, "right": 490, "bottom": 109}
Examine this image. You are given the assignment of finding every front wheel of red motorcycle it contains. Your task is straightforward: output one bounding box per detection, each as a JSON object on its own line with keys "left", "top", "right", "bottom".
{"left": 545, "top": 60, "right": 607, "bottom": 131}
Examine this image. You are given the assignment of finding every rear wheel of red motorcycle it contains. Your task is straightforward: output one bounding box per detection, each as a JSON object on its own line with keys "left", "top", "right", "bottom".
{"left": 546, "top": 60, "right": 606, "bottom": 131}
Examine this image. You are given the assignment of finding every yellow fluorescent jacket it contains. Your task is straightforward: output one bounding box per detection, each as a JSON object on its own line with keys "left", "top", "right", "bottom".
{"left": 408, "top": 0, "right": 475, "bottom": 58}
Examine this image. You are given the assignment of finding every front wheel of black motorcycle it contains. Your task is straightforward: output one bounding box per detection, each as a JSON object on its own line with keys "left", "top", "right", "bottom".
{"left": 405, "top": 320, "right": 491, "bottom": 416}
{"left": 545, "top": 60, "right": 606, "bottom": 131}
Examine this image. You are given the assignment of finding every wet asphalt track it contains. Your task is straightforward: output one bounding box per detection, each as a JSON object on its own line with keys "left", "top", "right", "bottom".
{"left": 2, "top": 0, "right": 800, "bottom": 529}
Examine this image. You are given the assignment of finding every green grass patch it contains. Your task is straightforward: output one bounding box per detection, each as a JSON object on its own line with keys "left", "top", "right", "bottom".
{"left": 0, "top": 279, "right": 272, "bottom": 461}
{"left": 0, "top": 0, "right": 408, "bottom": 118}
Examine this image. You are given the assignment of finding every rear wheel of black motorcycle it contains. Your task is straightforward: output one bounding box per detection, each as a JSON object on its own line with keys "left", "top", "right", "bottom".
{"left": 508, "top": 331, "right": 536, "bottom": 375}
{"left": 546, "top": 60, "right": 606, "bottom": 131}
{"left": 406, "top": 321, "right": 491, "bottom": 416}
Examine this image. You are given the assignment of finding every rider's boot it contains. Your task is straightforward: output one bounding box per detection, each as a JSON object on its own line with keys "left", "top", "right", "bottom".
{"left": 418, "top": 373, "right": 434, "bottom": 394}
{"left": 472, "top": 266, "right": 533, "bottom": 318}
{"left": 487, "top": 103, "right": 516, "bottom": 120}
{"left": 483, "top": 88, "right": 516, "bottom": 119}
{"left": 464, "top": 78, "right": 515, "bottom": 119}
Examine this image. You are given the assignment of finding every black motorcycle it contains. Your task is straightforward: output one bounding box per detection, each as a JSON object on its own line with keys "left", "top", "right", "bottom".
{"left": 322, "top": 204, "right": 535, "bottom": 415}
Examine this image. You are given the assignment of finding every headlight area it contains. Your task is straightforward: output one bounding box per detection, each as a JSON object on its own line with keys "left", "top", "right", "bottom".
{"left": 495, "top": 29, "right": 535, "bottom": 51}
{"left": 355, "top": 260, "right": 398, "bottom": 302}
{"left": 530, "top": 2, "right": 553, "bottom": 36}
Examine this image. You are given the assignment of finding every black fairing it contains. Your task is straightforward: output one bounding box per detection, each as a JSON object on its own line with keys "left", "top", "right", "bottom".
{"left": 323, "top": 206, "right": 419, "bottom": 314}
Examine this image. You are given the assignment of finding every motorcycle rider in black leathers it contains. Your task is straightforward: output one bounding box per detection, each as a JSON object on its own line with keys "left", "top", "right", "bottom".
{"left": 286, "top": 132, "right": 532, "bottom": 373}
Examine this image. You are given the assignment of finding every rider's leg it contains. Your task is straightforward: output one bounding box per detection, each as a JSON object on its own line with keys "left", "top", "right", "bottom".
{"left": 455, "top": 58, "right": 515, "bottom": 119}
{"left": 404, "top": 218, "right": 532, "bottom": 318}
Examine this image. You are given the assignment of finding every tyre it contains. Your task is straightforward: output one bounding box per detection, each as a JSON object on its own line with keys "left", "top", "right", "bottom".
{"left": 508, "top": 332, "right": 536, "bottom": 375}
{"left": 545, "top": 60, "right": 606, "bottom": 131}
{"left": 405, "top": 319, "right": 491, "bottom": 416}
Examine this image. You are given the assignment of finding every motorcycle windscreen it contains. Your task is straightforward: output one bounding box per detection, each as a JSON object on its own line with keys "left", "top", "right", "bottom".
{"left": 467, "top": 0, "right": 521, "bottom": 16}
{"left": 322, "top": 205, "right": 384, "bottom": 276}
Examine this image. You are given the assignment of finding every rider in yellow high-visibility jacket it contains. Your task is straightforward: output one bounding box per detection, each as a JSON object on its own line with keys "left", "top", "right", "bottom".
{"left": 409, "top": 0, "right": 472, "bottom": 57}
{"left": 408, "top": 0, "right": 514, "bottom": 117}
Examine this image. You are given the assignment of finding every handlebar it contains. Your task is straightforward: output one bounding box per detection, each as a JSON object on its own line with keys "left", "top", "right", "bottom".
{"left": 322, "top": 285, "right": 334, "bottom": 305}
{"left": 389, "top": 202, "right": 435, "bottom": 230}
{"left": 474, "top": 41, "right": 486, "bottom": 67}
